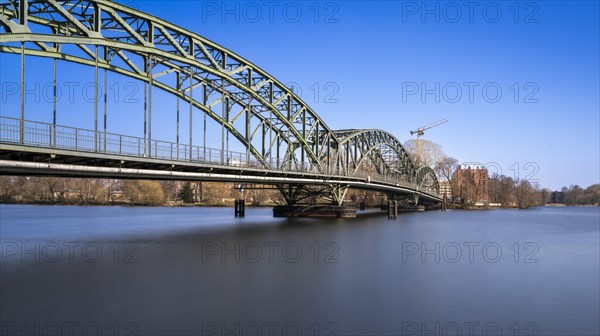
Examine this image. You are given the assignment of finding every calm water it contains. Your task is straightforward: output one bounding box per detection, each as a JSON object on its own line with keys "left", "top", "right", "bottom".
{"left": 1, "top": 205, "right": 598, "bottom": 336}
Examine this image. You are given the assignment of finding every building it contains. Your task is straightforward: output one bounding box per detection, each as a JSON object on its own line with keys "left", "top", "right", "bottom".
{"left": 550, "top": 191, "right": 564, "bottom": 204}
{"left": 452, "top": 164, "right": 489, "bottom": 205}
{"left": 439, "top": 181, "right": 453, "bottom": 200}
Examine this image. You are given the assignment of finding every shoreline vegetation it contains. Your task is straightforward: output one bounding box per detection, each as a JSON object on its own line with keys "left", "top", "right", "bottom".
{"left": 458, "top": 203, "right": 599, "bottom": 210}
{"left": 2, "top": 141, "right": 598, "bottom": 210}
{"left": 1, "top": 198, "right": 598, "bottom": 208}
{"left": 0, "top": 176, "right": 598, "bottom": 209}
{"left": 1, "top": 201, "right": 598, "bottom": 210}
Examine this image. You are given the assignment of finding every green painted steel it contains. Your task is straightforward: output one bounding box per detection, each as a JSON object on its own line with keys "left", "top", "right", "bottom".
{"left": 0, "top": 0, "right": 441, "bottom": 201}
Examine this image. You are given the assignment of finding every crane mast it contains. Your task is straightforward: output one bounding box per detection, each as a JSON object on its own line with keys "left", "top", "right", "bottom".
{"left": 410, "top": 118, "right": 448, "bottom": 164}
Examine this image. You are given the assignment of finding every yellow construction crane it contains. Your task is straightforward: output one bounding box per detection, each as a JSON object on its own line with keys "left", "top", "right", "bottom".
{"left": 410, "top": 118, "right": 448, "bottom": 163}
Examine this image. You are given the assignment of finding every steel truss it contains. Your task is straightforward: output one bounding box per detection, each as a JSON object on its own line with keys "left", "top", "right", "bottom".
{"left": 0, "top": 0, "right": 440, "bottom": 204}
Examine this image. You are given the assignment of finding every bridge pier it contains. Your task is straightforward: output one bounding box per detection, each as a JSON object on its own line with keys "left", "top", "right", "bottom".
{"left": 272, "top": 183, "right": 357, "bottom": 218}
{"left": 413, "top": 194, "right": 420, "bottom": 205}
{"left": 387, "top": 200, "right": 398, "bottom": 219}
{"left": 234, "top": 199, "right": 245, "bottom": 217}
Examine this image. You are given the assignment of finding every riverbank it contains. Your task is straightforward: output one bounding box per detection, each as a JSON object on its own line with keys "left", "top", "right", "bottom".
{"left": 0, "top": 200, "right": 282, "bottom": 207}
{"left": 452, "top": 203, "right": 598, "bottom": 210}
{"left": 1, "top": 200, "right": 597, "bottom": 208}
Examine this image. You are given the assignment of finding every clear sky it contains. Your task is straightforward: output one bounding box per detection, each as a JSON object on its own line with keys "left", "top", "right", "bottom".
{"left": 0, "top": 0, "right": 598, "bottom": 190}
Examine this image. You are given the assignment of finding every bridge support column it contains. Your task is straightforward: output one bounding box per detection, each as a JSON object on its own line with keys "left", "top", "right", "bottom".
{"left": 234, "top": 199, "right": 245, "bottom": 217}
{"left": 329, "top": 184, "right": 349, "bottom": 207}
{"left": 388, "top": 200, "right": 398, "bottom": 219}
{"left": 273, "top": 184, "right": 355, "bottom": 218}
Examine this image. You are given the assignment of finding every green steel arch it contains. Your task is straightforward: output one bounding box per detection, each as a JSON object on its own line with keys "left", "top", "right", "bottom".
{"left": 0, "top": 0, "right": 439, "bottom": 196}
{"left": 330, "top": 129, "right": 417, "bottom": 180}
{"left": 415, "top": 166, "right": 440, "bottom": 192}
{"left": 0, "top": 0, "right": 339, "bottom": 170}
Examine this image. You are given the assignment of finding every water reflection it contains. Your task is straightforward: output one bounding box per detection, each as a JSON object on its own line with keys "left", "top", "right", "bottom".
{"left": 1, "top": 205, "right": 598, "bottom": 335}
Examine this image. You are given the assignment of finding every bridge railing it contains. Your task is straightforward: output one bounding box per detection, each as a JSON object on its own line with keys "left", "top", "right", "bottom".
{"left": 0, "top": 116, "right": 264, "bottom": 166}
{"left": 0, "top": 117, "right": 440, "bottom": 198}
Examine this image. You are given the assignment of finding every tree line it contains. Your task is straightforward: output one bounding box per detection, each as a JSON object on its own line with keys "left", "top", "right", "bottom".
{"left": 0, "top": 175, "right": 597, "bottom": 208}
{"left": 0, "top": 176, "right": 394, "bottom": 208}
{"left": 1, "top": 138, "right": 597, "bottom": 208}
{"left": 557, "top": 184, "right": 600, "bottom": 205}
{"left": 487, "top": 174, "right": 545, "bottom": 208}
{"left": 415, "top": 140, "right": 599, "bottom": 208}
{"left": 0, "top": 176, "right": 283, "bottom": 206}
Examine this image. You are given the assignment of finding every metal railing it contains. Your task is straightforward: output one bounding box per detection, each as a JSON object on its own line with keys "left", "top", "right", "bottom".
{"left": 0, "top": 116, "right": 440, "bottom": 198}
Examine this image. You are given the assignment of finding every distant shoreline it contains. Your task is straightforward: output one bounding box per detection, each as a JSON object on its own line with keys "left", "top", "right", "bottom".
{"left": 450, "top": 203, "right": 599, "bottom": 210}
{"left": 544, "top": 203, "right": 599, "bottom": 207}
{"left": 1, "top": 202, "right": 598, "bottom": 208}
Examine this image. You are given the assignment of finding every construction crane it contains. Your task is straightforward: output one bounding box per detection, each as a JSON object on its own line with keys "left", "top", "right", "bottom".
{"left": 410, "top": 118, "right": 448, "bottom": 164}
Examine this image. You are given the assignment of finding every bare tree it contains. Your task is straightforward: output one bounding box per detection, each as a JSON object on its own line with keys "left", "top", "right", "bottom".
{"left": 42, "top": 177, "right": 62, "bottom": 203}
{"left": 160, "top": 181, "right": 179, "bottom": 202}
{"left": 403, "top": 139, "right": 446, "bottom": 168}
{"left": 123, "top": 180, "right": 165, "bottom": 206}
{"left": 489, "top": 174, "right": 516, "bottom": 206}
{"left": 515, "top": 180, "right": 538, "bottom": 209}
{"left": 540, "top": 188, "right": 552, "bottom": 205}
{"left": 435, "top": 156, "right": 458, "bottom": 195}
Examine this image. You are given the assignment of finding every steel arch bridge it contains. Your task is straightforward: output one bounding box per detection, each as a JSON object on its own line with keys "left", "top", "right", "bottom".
{"left": 0, "top": 0, "right": 441, "bottom": 208}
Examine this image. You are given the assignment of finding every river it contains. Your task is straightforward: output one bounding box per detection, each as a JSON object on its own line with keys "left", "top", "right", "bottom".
{"left": 1, "top": 205, "right": 598, "bottom": 335}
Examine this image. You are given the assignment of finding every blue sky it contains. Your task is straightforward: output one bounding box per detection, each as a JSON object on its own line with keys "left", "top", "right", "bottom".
{"left": 0, "top": 0, "right": 598, "bottom": 190}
